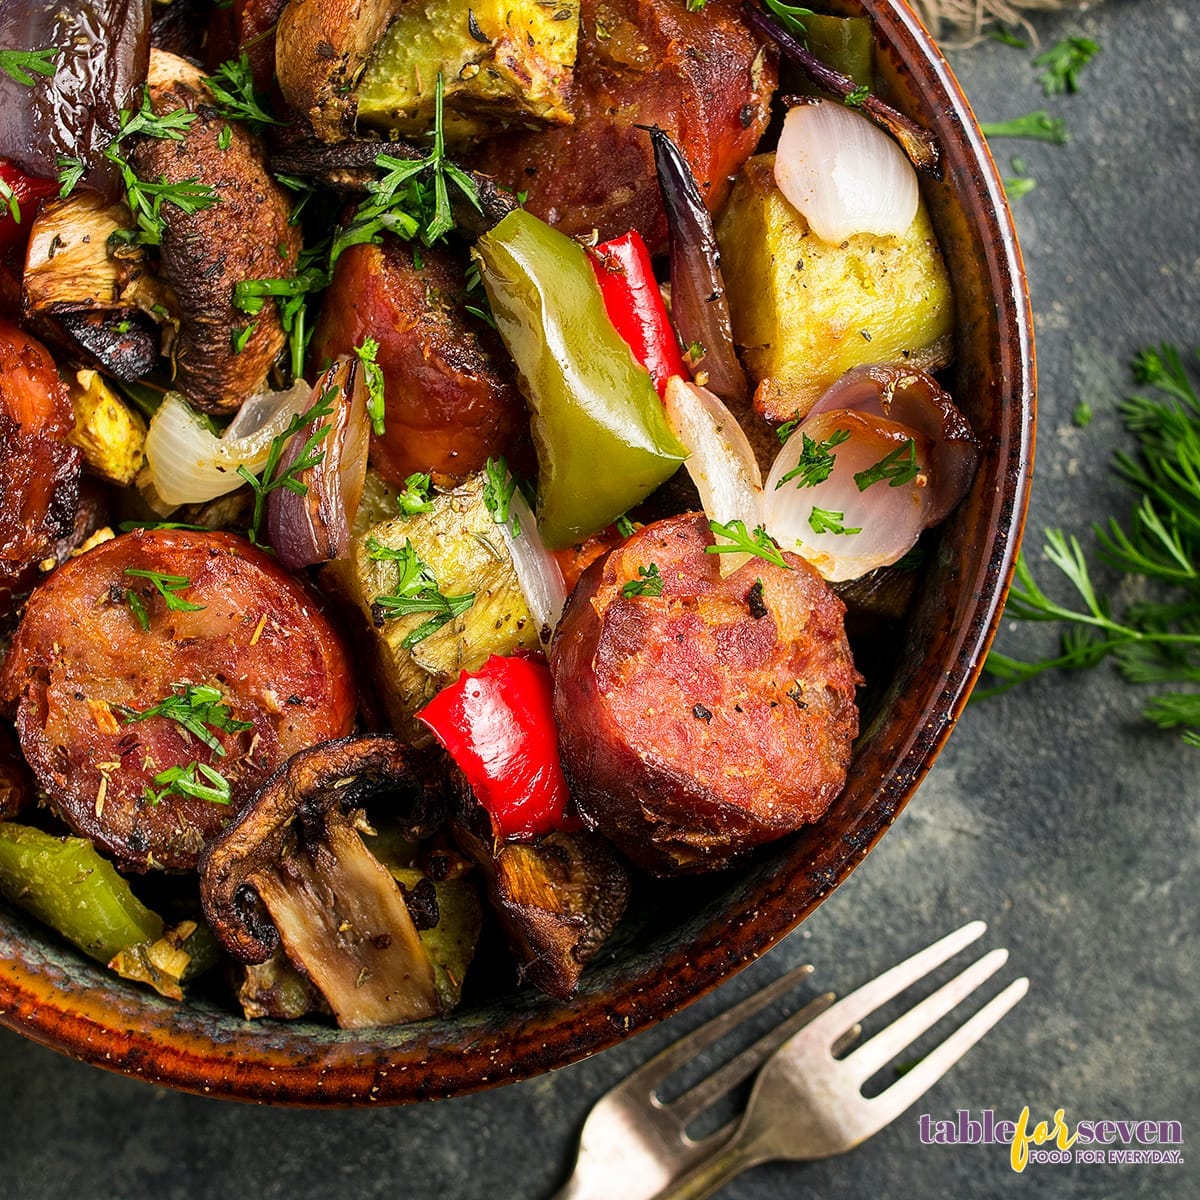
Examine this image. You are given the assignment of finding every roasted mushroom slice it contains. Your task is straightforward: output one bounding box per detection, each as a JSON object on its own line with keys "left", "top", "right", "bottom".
{"left": 275, "top": 0, "right": 404, "bottom": 143}
{"left": 199, "top": 735, "right": 450, "bottom": 1029}
{"left": 129, "top": 50, "right": 301, "bottom": 413}
{"left": 453, "top": 806, "right": 631, "bottom": 1000}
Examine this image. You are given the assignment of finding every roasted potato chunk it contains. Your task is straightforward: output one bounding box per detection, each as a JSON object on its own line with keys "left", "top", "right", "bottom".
{"left": 322, "top": 475, "right": 542, "bottom": 742}
{"left": 66, "top": 369, "right": 146, "bottom": 486}
{"left": 355, "top": 0, "right": 579, "bottom": 140}
{"left": 717, "top": 154, "right": 954, "bottom": 423}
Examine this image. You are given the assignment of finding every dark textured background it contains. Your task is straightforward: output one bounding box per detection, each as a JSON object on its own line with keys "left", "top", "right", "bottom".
{"left": 1, "top": 1, "right": 1196, "bottom": 1196}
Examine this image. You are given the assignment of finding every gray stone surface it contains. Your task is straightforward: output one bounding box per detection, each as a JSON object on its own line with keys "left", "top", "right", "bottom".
{"left": 1, "top": 1, "right": 1196, "bottom": 1196}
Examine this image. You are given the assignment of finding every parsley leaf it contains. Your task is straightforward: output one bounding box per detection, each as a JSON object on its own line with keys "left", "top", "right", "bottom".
{"left": 354, "top": 336, "right": 386, "bottom": 436}
{"left": 367, "top": 537, "right": 476, "bottom": 648}
{"left": 775, "top": 429, "right": 851, "bottom": 489}
{"left": 979, "top": 111, "right": 1069, "bottom": 145}
{"left": 1034, "top": 36, "right": 1100, "bottom": 97}
{"left": 979, "top": 344, "right": 1200, "bottom": 746}
{"left": 122, "top": 685, "right": 253, "bottom": 758}
{"left": 622, "top": 563, "right": 664, "bottom": 598}
{"left": 0, "top": 47, "right": 60, "bottom": 87}
{"left": 145, "top": 761, "right": 232, "bottom": 806}
{"left": 762, "top": 0, "right": 813, "bottom": 39}
{"left": 482, "top": 457, "right": 520, "bottom": 537}
{"left": 808, "top": 507, "right": 861, "bottom": 536}
{"left": 204, "top": 54, "right": 283, "bottom": 134}
{"left": 0, "top": 177, "right": 18, "bottom": 224}
{"left": 396, "top": 472, "right": 434, "bottom": 515}
{"left": 706, "top": 519, "right": 792, "bottom": 569}
{"left": 854, "top": 439, "right": 920, "bottom": 490}
{"left": 123, "top": 568, "right": 206, "bottom": 615}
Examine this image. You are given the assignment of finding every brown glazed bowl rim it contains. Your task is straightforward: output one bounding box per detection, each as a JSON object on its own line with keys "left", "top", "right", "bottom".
{"left": 0, "top": 0, "right": 1035, "bottom": 1105}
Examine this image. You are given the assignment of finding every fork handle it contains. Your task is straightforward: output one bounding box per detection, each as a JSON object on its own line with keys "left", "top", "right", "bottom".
{"left": 651, "top": 1130, "right": 772, "bottom": 1200}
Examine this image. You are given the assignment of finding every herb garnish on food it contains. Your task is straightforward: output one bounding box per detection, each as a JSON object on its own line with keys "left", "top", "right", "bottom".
{"left": 122, "top": 685, "right": 253, "bottom": 757}
{"left": 123, "top": 569, "right": 207, "bottom": 624}
{"left": 145, "top": 761, "right": 232, "bottom": 806}
{"left": 981, "top": 346, "right": 1200, "bottom": 746}
{"left": 808, "top": 507, "right": 861, "bottom": 536}
{"left": 706, "top": 519, "right": 792, "bottom": 569}
{"left": 354, "top": 336, "right": 387, "bottom": 435}
{"left": 367, "top": 537, "right": 476, "bottom": 648}
{"left": 776, "top": 429, "right": 851, "bottom": 489}
{"left": 0, "top": 47, "right": 60, "bottom": 87}
{"left": 854, "top": 439, "right": 919, "bottom": 490}
{"left": 622, "top": 563, "right": 664, "bottom": 598}
{"left": 1034, "top": 36, "right": 1100, "bottom": 96}
{"left": 979, "top": 111, "right": 1069, "bottom": 144}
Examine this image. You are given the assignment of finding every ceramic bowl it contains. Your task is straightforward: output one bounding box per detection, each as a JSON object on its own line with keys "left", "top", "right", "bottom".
{"left": 0, "top": 0, "right": 1035, "bottom": 1104}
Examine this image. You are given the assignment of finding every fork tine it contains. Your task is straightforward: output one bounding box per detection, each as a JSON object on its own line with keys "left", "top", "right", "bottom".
{"left": 840, "top": 947, "right": 1010, "bottom": 1083}
{"left": 672, "top": 992, "right": 836, "bottom": 1128}
{"left": 799, "top": 920, "right": 988, "bottom": 1045}
{"left": 626, "top": 962, "right": 816, "bottom": 1102}
{"left": 867, "top": 976, "right": 1030, "bottom": 1128}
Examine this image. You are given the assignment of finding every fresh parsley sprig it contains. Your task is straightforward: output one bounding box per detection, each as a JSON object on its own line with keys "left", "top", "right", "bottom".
{"left": 809, "top": 506, "right": 861, "bottom": 536}
{"left": 854, "top": 439, "right": 919, "bottom": 490}
{"left": 763, "top": 0, "right": 813, "bottom": 39}
{"left": 979, "top": 111, "right": 1069, "bottom": 145}
{"left": 980, "top": 345, "right": 1200, "bottom": 746}
{"left": 236, "top": 387, "right": 336, "bottom": 544}
{"left": 776, "top": 429, "right": 850, "bottom": 490}
{"left": 706, "top": 519, "right": 792, "bottom": 570}
{"left": 397, "top": 472, "right": 434, "bottom": 515}
{"left": 622, "top": 563, "right": 664, "bottom": 598}
{"left": 367, "top": 536, "right": 476, "bottom": 648}
{"left": 1034, "top": 36, "right": 1100, "bottom": 97}
{"left": 0, "top": 47, "right": 60, "bottom": 87}
{"left": 482, "top": 457, "right": 520, "bottom": 537}
{"left": 146, "top": 761, "right": 232, "bottom": 806}
{"left": 123, "top": 569, "right": 206, "bottom": 628}
{"left": 204, "top": 54, "right": 282, "bottom": 135}
{"left": 354, "top": 337, "right": 386, "bottom": 436}
{"left": 122, "top": 685, "right": 253, "bottom": 758}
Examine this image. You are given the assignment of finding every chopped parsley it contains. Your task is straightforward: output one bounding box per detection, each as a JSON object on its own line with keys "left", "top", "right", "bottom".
{"left": 621, "top": 563, "right": 664, "bottom": 598}
{"left": 122, "top": 685, "right": 253, "bottom": 758}
{"left": 1034, "top": 36, "right": 1100, "bottom": 97}
{"left": 231, "top": 322, "right": 256, "bottom": 353}
{"left": 482, "top": 457, "right": 520, "bottom": 537}
{"left": 775, "top": 428, "right": 851, "bottom": 490}
{"left": 0, "top": 47, "right": 60, "bottom": 87}
{"left": 762, "top": 0, "right": 813, "bottom": 39}
{"left": 204, "top": 54, "right": 283, "bottom": 135}
{"left": 706, "top": 519, "right": 792, "bottom": 569}
{"left": 844, "top": 84, "right": 871, "bottom": 108}
{"left": 367, "top": 536, "right": 476, "bottom": 648}
{"left": 145, "top": 761, "right": 232, "bottom": 807}
{"left": 396, "top": 471, "right": 434, "bottom": 515}
{"left": 615, "top": 513, "right": 637, "bottom": 538}
{"left": 979, "top": 111, "right": 1069, "bottom": 145}
{"left": 0, "top": 178, "right": 18, "bottom": 224}
{"left": 854, "top": 439, "right": 920, "bottom": 490}
{"left": 1072, "top": 401, "right": 1093, "bottom": 428}
{"left": 354, "top": 336, "right": 386, "bottom": 435}
{"left": 56, "top": 155, "right": 85, "bottom": 197}
{"left": 776, "top": 416, "right": 801, "bottom": 445}
{"left": 236, "top": 387, "right": 336, "bottom": 545}
{"left": 123, "top": 568, "right": 206, "bottom": 617}
{"left": 808, "top": 507, "right": 861, "bottom": 536}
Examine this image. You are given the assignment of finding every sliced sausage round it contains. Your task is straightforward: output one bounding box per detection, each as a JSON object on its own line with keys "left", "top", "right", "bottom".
{"left": 550, "top": 512, "right": 860, "bottom": 873}
{"left": 0, "top": 529, "right": 357, "bottom": 870}
{"left": 0, "top": 317, "right": 81, "bottom": 615}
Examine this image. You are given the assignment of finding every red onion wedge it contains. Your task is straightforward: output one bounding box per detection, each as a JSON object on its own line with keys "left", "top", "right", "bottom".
{"left": 642, "top": 124, "right": 747, "bottom": 403}
{"left": 0, "top": 0, "right": 151, "bottom": 198}
{"left": 765, "top": 408, "right": 935, "bottom": 583}
{"left": 267, "top": 357, "right": 369, "bottom": 570}
{"left": 807, "top": 364, "right": 978, "bottom": 524}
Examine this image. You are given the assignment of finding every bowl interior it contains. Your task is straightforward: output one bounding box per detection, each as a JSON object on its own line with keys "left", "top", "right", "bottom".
{"left": 0, "top": 0, "right": 1034, "bottom": 1104}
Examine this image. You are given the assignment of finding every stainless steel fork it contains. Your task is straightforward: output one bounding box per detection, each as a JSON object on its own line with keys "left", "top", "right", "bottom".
{"left": 554, "top": 921, "right": 1027, "bottom": 1200}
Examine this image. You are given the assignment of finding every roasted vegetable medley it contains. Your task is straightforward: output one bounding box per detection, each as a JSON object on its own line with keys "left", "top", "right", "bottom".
{"left": 0, "top": 0, "right": 979, "bottom": 1027}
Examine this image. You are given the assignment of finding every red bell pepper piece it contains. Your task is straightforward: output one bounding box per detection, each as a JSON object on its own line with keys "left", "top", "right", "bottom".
{"left": 416, "top": 654, "right": 577, "bottom": 840}
{"left": 0, "top": 160, "right": 58, "bottom": 256}
{"left": 590, "top": 230, "right": 688, "bottom": 397}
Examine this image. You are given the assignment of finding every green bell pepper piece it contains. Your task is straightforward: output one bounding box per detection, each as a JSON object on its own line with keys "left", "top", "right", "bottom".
{"left": 802, "top": 14, "right": 874, "bottom": 89}
{"left": 474, "top": 210, "right": 688, "bottom": 549}
{"left": 0, "top": 823, "right": 164, "bottom": 963}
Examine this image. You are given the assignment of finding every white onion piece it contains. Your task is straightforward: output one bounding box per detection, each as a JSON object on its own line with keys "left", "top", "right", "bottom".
{"left": 806, "top": 364, "right": 978, "bottom": 524}
{"left": 764, "top": 409, "right": 935, "bottom": 582}
{"left": 498, "top": 485, "right": 567, "bottom": 646}
{"left": 664, "top": 377, "right": 763, "bottom": 575}
{"left": 144, "top": 382, "right": 312, "bottom": 507}
{"left": 774, "top": 100, "right": 919, "bottom": 246}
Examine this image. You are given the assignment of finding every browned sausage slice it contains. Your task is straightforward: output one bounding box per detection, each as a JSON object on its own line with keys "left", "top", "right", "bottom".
{"left": 550, "top": 513, "right": 859, "bottom": 873}
{"left": 0, "top": 530, "right": 357, "bottom": 870}
{"left": 0, "top": 317, "right": 81, "bottom": 616}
